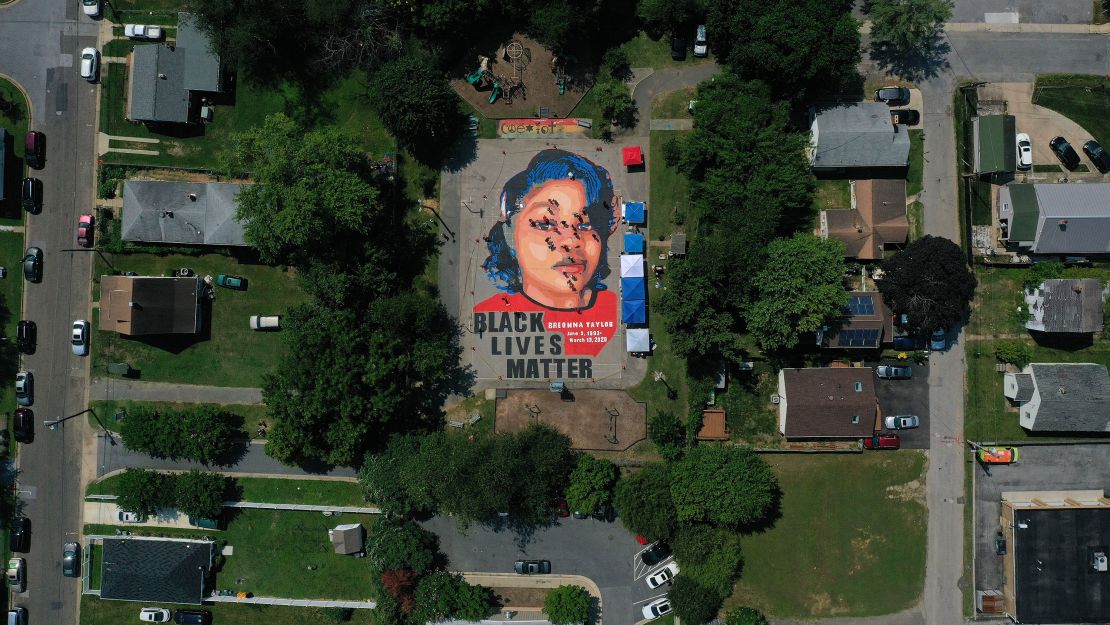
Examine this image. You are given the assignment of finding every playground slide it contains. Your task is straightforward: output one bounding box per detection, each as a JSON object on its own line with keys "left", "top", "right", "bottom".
{"left": 489, "top": 82, "right": 501, "bottom": 104}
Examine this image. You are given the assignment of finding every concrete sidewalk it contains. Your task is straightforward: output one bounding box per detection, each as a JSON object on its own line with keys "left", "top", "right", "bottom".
{"left": 91, "top": 377, "right": 263, "bottom": 405}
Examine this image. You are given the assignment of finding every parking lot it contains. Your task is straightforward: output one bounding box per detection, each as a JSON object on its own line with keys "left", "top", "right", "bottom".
{"left": 974, "top": 444, "right": 1110, "bottom": 591}
{"left": 872, "top": 360, "right": 931, "bottom": 449}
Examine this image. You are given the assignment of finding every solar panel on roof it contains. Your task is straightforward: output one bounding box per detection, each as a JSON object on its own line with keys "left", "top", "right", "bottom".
{"left": 837, "top": 328, "right": 880, "bottom": 347}
{"left": 845, "top": 295, "right": 876, "bottom": 316}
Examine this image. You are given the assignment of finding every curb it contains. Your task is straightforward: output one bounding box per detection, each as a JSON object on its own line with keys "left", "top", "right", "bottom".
{"left": 462, "top": 572, "right": 603, "bottom": 624}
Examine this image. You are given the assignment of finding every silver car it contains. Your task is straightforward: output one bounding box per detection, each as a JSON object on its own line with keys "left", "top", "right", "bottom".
{"left": 884, "top": 415, "right": 920, "bottom": 430}
{"left": 875, "top": 365, "right": 912, "bottom": 380}
{"left": 71, "top": 320, "right": 90, "bottom": 356}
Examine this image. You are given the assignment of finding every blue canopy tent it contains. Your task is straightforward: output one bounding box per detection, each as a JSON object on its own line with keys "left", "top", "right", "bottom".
{"left": 624, "top": 202, "right": 645, "bottom": 225}
{"left": 622, "top": 298, "right": 646, "bottom": 324}
{"left": 621, "top": 277, "right": 646, "bottom": 301}
{"left": 623, "top": 232, "right": 644, "bottom": 254}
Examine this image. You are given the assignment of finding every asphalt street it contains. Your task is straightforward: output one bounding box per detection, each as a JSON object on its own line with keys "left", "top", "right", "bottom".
{"left": 0, "top": 0, "right": 99, "bottom": 623}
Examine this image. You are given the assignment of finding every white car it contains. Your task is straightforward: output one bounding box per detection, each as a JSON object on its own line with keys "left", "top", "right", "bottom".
{"left": 645, "top": 562, "right": 679, "bottom": 589}
{"left": 71, "top": 319, "right": 90, "bottom": 356}
{"left": 79, "top": 48, "right": 99, "bottom": 82}
{"left": 118, "top": 510, "right": 147, "bottom": 523}
{"left": 81, "top": 0, "right": 99, "bottom": 17}
{"left": 139, "top": 607, "right": 172, "bottom": 622}
{"left": 1016, "top": 132, "right": 1033, "bottom": 170}
{"left": 642, "top": 597, "right": 672, "bottom": 620}
{"left": 124, "top": 24, "right": 163, "bottom": 40}
{"left": 693, "top": 25, "right": 708, "bottom": 57}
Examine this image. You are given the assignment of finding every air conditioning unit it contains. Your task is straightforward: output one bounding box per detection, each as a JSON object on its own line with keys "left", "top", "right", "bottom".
{"left": 1093, "top": 552, "right": 1108, "bottom": 572}
{"left": 770, "top": 394, "right": 781, "bottom": 405}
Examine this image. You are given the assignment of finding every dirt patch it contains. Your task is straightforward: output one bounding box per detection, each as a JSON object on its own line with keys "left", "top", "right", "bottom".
{"left": 848, "top": 529, "right": 882, "bottom": 575}
{"left": 496, "top": 388, "right": 646, "bottom": 451}
{"left": 130, "top": 168, "right": 216, "bottom": 182}
{"left": 886, "top": 477, "right": 927, "bottom": 505}
{"left": 807, "top": 592, "right": 850, "bottom": 616}
{"left": 491, "top": 586, "right": 549, "bottom": 609}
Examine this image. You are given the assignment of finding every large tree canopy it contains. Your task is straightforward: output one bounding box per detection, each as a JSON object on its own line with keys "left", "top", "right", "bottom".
{"left": 878, "top": 235, "right": 977, "bottom": 335}
{"left": 368, "top": 51, "right": 466, "bottom": 162}
{"left": 868, "top": 0, "right": 953, "bottom": 53}
{"left": 670, "top": 446, "right": 779, "bottom": 529}
{"left": 613, "top": 463, "right": 676, "bottom": 540}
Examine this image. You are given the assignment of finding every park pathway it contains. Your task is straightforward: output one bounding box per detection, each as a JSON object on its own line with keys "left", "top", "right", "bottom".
{"left": 627, "top": 63, "right": 721, "bottom": 137}
{"left": 90, "top": 377, "right": 263, "bottom": 404}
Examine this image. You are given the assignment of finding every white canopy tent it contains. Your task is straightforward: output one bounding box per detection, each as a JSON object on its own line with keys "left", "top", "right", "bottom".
{"left": 626, "top": 328, "right": 650, "bottom": 353}
{"left": 620, "top": 254, "right": 645, "bottom": 278}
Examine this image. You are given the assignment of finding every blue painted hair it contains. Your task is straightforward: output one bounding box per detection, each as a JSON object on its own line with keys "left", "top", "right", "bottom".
{"left": 482, "top": 149, "right": 615, "bottom": 297}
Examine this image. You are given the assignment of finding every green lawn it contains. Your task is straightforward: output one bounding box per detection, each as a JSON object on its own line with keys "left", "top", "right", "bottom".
{"left": 88, "top": 509, "right": 376, "bottom": 600}
{"left": 87, "top": 399, "right": 266, "bottom": 436}
{"left": 87, "top": 473, "right": 366, "bottom": 506}
{"left": 81, "top": 596, "right": 373, "bottom": 625}
{"left": 812, "top": 179, "right": 851, "bottom": 211}
{"left": 89, "top": 543, "right": 103, "bottom": 590}
{"left": 907, "top": 129, "right": 924, "bottom": 197}
{"left": 0, "top": 77, "right": 29, "bottom": 225}
{"left": 627, "top": 305, "right": 689, "bottom": 432}
{"left": 617, "top": 32, "right": 713, "bottom": 69}
{"left": 91, "top": 253, "right": 307, "bottom": 387}
{"left": 716, "top": 364, "right": 781, "bottom": 446}
{"left": 651, "top": 89, "right": 695, "bottom": 118}
{"left": 907, "top": 200, "right": 924, "bottom": 241}
{"left": 1033, "top": 74, "right": 1110, "bottom": 148}
{"left": 647, "top": 130, "right": 693, "bottom": 242}
{"left": 726, "top": 453, "right": 927, "bottom": 618}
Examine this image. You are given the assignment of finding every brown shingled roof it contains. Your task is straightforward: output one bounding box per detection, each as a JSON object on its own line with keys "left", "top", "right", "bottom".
{"left": 822, "top": 179, "right": 909, "bottom": 260}
{"left": 781, "top": 368, "right": 879, "bottom": 438}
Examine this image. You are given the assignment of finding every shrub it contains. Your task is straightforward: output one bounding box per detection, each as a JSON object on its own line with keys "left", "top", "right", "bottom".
{"left": 566, "top": 455, "right": 618, "bottom": 514}
{"left": 726, "top": 607, "right": 768, "bottom": 625}
{"left": 994, "top": 340, "right": 1033, "bottom": 368}
{"left": 669, "top": 576, "right": 724, "bottom": 625}
{"left": 544, "top": 585, "right": 590, "bottom": 625}
{"left": 320, "top": 607, "right": 354, "bottom": 623}
{"left": 175, "top": 470, "right": 228, "bottom": 519}
{"left": 648, "top": 410, "right": 685, "bottom": 461}
{"left": 600, "top": 48, "right": 631, "bottom": 81}
{"left": 662, "top": 136, "right": 683, "bottom": 167}
{"left": 366, "top": 518, "right": 441, "bottom": 574}
{"left": 1025, "top": 261, "right": 1063, "bottom": 288}
{"left": 115, "top": 468, "right": 176, "bottom": 517}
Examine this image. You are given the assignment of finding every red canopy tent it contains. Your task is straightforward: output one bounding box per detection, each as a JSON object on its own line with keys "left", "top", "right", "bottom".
{"left": 622, "top": 146, "right": 644, "bottom": 167}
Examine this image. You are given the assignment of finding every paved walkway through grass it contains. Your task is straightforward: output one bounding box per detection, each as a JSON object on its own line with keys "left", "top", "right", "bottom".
{"left": 648, "top": 119, "right": 692, "bottom": 130}
{"left": 205, "top": 596, "right": 376, "bottom": 609}
{"left": 91, "top": 377, "right": 263, "bottom": 404}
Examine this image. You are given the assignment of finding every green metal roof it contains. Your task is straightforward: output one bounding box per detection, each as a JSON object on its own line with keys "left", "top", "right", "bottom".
{"left": 976, "top": 115, "right": 1017, "bottom": 174}
{"left": 1008, "top": 183, "right": 1040, "bottom": 242}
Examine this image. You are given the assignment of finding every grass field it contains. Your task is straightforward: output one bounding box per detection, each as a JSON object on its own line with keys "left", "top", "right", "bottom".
{"left": 651, "top": 89, "right": 695, "bottom": 118}
{"left": 907, "top": 200, "right": 924, "bottom": 240}
{"left": 0, "top": 77, "right": 29, "bottom": 226}
{"left": 81, "top": 596, "right": 374, "bottom": 625}
{"left": 648, "top": 130, "right": 693, "bottom": 241}
{"left": 1033, "top": 74, "right": 1110, "bottom": 147}
{"left": 627, "top": 305, "right": 689, "bottom": 433}
{"left": 813, "top": 179, "right": 851, "bottom": 211}
{"left": 908, "top": 130, "right": 925, "bottom": 197}
{"left": 91, "top": 253, "right": 307, "bottom": 387}
{"left": 87, "top": 473, "right": 366, "bottom": 506}
{"left": 617, "top": 32, "right": 713, "bottom": 69}
{"left": 726, "top": 453, "right": 927, "bottom": 618}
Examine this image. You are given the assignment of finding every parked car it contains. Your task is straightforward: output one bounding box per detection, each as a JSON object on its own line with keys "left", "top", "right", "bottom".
{"left": 875, "top": 365, "right": 912, "bottom": 380}
{"left": 1049, "top": 136, "right": 1081, "bottom": 170}
{"left": 571, "top": 509, "right": 588, "bottom": 520}
{"left": 174, "top": 609, "right": 211, "bottom": 625}
{"left": 642, "top": 597, "right": 672, "bottom": 620}
{"left": 249, "top": 315, "right": 280, "bottom": 330}
{"left": 25, "top": 131, "right": 45, "bottom": 169}
{"left": 140, "top": 608, "right": 172, "bottom": 623}
{"left": 513, "top": 560, "right": 551, "bottom": 574}
{"left": 6, "top": 558, "right": 25, "bottom": 593}
{"left": 71, "top": 319, "right": 90, "bottom": 356}
{"left": 62, "top": 542, "right": 80, "bottom": 578}
{"left": 645, "top": 562, "right": 679, "bottom": 589}
{"left": 592, "top": 504, "right": 615, "bottom": 522}
{"left": 79, "top": 47, "right": 99, "bottom": 81}
{"left": 640, "top": 542, "right": 671, "bottom": 566}
{"left": 9, "top": 518, "right": 29, "bottom": 553}
{"left": 553, "top": 498, "right": 569, "bottom": 518}
{"left": 929, "top": 328, "right": 947, "bottom": 351}
{"left": 22, "top": 247, "right": 42, "bottom": 283}
{"left": 1016, "top": 132, "right": 1033, "bottom": 170}
{"left": 15, "top": 371, "right": 32, "bottom": 407}
{"left": 875, "top": 86, "right": 910, "bottom": 105}
{"left": 77, "top": 214, "right": 94, "bottom": 247}
{"left": 215, "top": 274, "right": 246, "bottom": 290}
{"left": 862, "top": 432, "right": 901, "bottom": 450}
{"left": 692, "top": 25, "right": 708, "bottom": 57}
{"left": 670, "top": 35, "right": 687, "bottom": 61}
{"left": 994, "top": 531, "right": 1006, "bottom": 555}
{"left": 1083, "top": 140, "right": 1110, "bottom": 173}
{"left": 81, "top": 0, "right": 99, "bottom": 16}
{"left": 6, "top": 607, "right": 26, "bottom": 625}
{"left": 891, "top": 336, "right": 922, "bottom": 351}
{"left": 16, "top": 321, "right": 35, "bottom": 355}
{"left": 124, "top": 24, "right": 163, "bottom": 40}
{"left": 978, "top": 446, "right": 1019, "bottom": 464}
{"left": 20, "top": 178, "right": 41, "bottom": 213}
{"left": 117, "top": 510, "right": 147, "bottom": 523}
{"left": 884, "top": 415, "right": 920, "bottom": 430}
{"left": 12, "top": 408, "right": 32, "bottom": 444}
{"left": 890, "top": 109, "right": 920, "bottom": 125}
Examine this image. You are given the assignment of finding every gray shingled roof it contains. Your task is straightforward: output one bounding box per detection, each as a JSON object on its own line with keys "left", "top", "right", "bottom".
{"left": 1011, "top": 373, "right": 1035, "bottom": 403}
{"left": 1031, "top": 183, "right": 1110, "bottom": 254}
{"left": 1027, "top": 363, "right": 1110, "bottom": 432}
{"left": 129, "top": 45, "right": 189, "bottom": 123}
{"left": 178, "top": 13, "right": 223, "bottom": 93}
{"left": 122, "top": 180, "right": 247, "bottom": 246}
{"left": 100, "top": 537, "right": 212, "bottom": 604}
{"left": 1035, "top": 279, "right": 1105, "bottom": 333}
{"left": 811, "top": 103, "right": 910, "bottom": 169}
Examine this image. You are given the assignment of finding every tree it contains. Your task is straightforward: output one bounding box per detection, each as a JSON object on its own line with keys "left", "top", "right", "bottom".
{"left": 380, "top": 569, "right": 418, "bottom": 613}
{"left": 359, "top": 434, "right": 436, "bottom": 516}
{"left": 368, "top": 52, "right": 465, "bottom": 162}
{"left": 726, "top": 607, "right": 769, "bottom": 625}
{"left": 613, "top": 463, "right": 676, "bottom": 540}
{"left": 744, "top": 234, "right": 847, "bottom": 351}
{"left": 119, "top": 405, "right": 239, "bottom": 464}
{"left": 670, "top": 446, "right": 779, "bottom": 529}
{"left": 637, "top": 0, "right": 703, "bottom": 35}
{"left": 412, "top": 572, "right": 491, "bottom": 624}
{"left": 115, "top": 468, "right": 175, "bottom": 517}
{"left": 868, "top": 0, "right": 953, "bottom": 53}
{"left": 648, "top": 410, "right": 686, "bottom": 461}
{"left": 366, "top": 518, "right": 441, "bottom": 574}
{"left": 543, "top": 585, "right": 590, "bottom": 625}
{"left": 592, "top": 81, "right": 637, "bottom": 129}
{"left": 1025, "top": 261, "right": 1064, "bottom": 287}
{"left": 669, "top": 576, "right": 724, "bottom": 625}
{"left": 878, "top": 235, "right": 978, "bottom": 335}
{"left": 175, "top": 470, "right": 227, "bottom": 519}
{"left": 677, "top": 528, "right": 744, "bottom": 596}
{"left": 995, "top": 340, "right": 1033, "bottom": 368}
{"left": 566, "top": 455, "right": 619, "bottom": 514}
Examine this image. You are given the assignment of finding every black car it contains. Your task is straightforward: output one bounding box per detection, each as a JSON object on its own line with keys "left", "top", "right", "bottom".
{"left": 670, "top": 35, "right": 687, "bottom": 61}
{"left": 16, "top": 320, "right": 35, "bottom": 355}
{"left": 890, "top": 109, "right": 920, "bottom": 125}
{"left": 20, "top": 178, "right": 41, "bottom": 214}
{"left": 9, "top": 517, "right": 29, "bottom": 553}
{"left": 641, "top": 542, "right": 671, "bottom": 566}
{"left": 62, "top": 542, "right": 80, "bottom": 577}
{"left": 1083, "top": 140, "right": 1110, "bottom": 173}
{"left": 591, "top": 504, "right": 615, "bottom": 522}
{"left": 22, "top": 247, "right": 42, "bottom": 283}
{"left": 875, "top": 86, "right": 910, "bottom": 105}
{"left": 12, "top": 408, "right": 32, "bottom": 444}
{"left": 514, "top": 559, "right": 551, "bottom": 574}
{"left": 25, "top": 131, "right": 45, "bottom": 170}
{"left": 174, "top": 610, "right": 212, "bottom": 625}
{"left": 1049, "top": 136, "right": 1081, "bottom": 170}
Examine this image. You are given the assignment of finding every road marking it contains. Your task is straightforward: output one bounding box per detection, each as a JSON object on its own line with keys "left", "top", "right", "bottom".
{"left": 635, "top": 592, "right": 669, "bottom": 606}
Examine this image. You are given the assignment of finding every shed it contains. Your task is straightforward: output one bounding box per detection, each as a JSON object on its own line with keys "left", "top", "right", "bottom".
{"left": 973, "top": 115, "right": 1017, "bottom": 175}
{"left": 671, "top": 233, "right": 686, "bottom": 256}
{"left": 624, "top": 202, "right": 645, "bottom": 225}
{"left": 623, "top": 232, "right": 645, "bottom": 254}
{"left": 697, "top": 409, "right": 730, "bottom": 441}
{"left": 329, "top": 523, "right": 365, "bottom": 555}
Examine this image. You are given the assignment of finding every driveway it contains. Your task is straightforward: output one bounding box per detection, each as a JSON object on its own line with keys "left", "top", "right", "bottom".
{"left": 872, "top": 361, "right": 930, "bottom": 449}
{"left": 973, "top": 444, "right": 1110, "bottom": 591}
{"left": 422, "top": 516, "right": 664, "bottom": 625}
{"left": 983, "top": 82, "right": 1103, "bottom": 176}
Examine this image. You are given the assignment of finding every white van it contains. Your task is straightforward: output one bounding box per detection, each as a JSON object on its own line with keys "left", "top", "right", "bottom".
{"left": 249, "top": 315, "right": 280, "bottom": 331}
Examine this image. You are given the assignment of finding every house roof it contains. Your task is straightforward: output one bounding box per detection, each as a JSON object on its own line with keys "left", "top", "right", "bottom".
{"left": 1032, "top": 183, "right": 1110, "bottom": 253}
{"left": 824, "top": 179, "right": 908, "bottom": 259}
{"left": 671, "top": 233, "right": 686, "bottom": 255}
{"left": 100, "top": 537, "right": 213, "bottom": 604}
{"left": 811, "top": 103, "right": 910, "bottom": 169}
{"left": 697, "top": 409, "right": 729, "bottom": 441}
{"left": 781, "top": 368, "right": 878, "bottom": 437}
{"left": 99, "top": 276, "right": 203, "bottom": 335}
{"left": 974, "top": 115, "right": 1017, "bottom": 173}
{"left": 823, "top": 292, "right": 893, "bottom": 348}
{"left": 1005, "top": 184, "right": 1040, "bottom": 242}
{"left": 1027, "top": 363, "right": 1110, "bottom": 432}
{"left": 1034, "top": 279, "right": 1105, "bottom": 333}
{"left": 329, "top": 523, "right": 365, "bottom": 555}
{"left": 1011, "top": 373, "right": 1035, "bottom": 403}
{"left": 122, "top": 180, "right": 247, "bottom": 246}
{"left": 129, "top": 44, "right": 189, "bottom": 123}
{"left": 178, "top": 13, "right": 223, "bottom": 93}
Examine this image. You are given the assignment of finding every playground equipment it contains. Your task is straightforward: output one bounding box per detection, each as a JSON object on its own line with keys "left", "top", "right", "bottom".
{"left": 606, "top": 407, "right": 619, "bottom": 445}
{"left": 552, "top": 54, "right": 567, "bottom": 95}
{"left": 489, "top": 81, "right": 502, "bottom": 104}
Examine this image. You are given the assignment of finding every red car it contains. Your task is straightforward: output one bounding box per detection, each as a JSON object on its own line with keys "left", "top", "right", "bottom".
{"left": 863, "top": 433, "right": 900, "bottom": 450}
{"left": 77, "top": 214, "right": 94, "bottom": 247}
{"left": 553, "top": 498, "right": 569, "bottom": 518}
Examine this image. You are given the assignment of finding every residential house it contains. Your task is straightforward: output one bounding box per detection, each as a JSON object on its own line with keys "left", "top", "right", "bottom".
{"left": 999, "top": 183, "right": 1110, "bottom": 255}
{"left": 1023, "top": 278, "right": 1105, "bottom": 334}
{"left": 972, "top": 115, "right": 1017, "bottom": 175}
{"left": 777, "top": 367, "right": 880, "bottom": 439}
{"left": 819, "top": 179, "right": 909, "bottom": 260}
{"left": 122, "top": 180, "right": 247, "bottom": 246}
{"left": 127, "top": 13, "right": 224, "bottom": 124}
{"left": 99, "top": 537, "right": 213, "bottom": 604}
{"left": 817, "top": 291, "right": 894, "bottom": 349}
{"left": 99, "top": 275, "right": 205, "bottom": 336}
{"left": 808, "top": 103, "right": 910, "bottom": 173}
{"left": 1003, "top": 363, "right": 1110, "bottom": 432}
